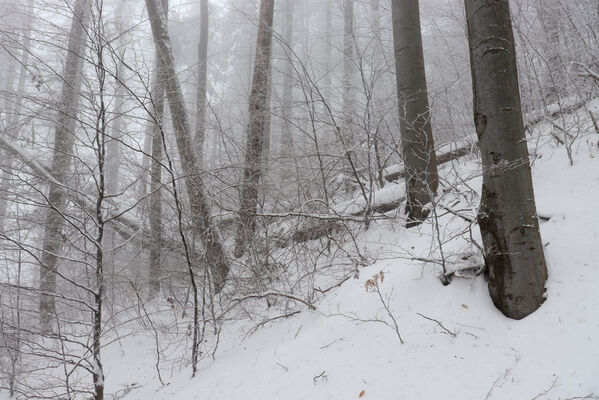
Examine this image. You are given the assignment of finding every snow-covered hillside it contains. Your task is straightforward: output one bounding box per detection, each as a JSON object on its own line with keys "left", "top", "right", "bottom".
{"left": 87, "top": 102, "right": 599, "bottom": 400}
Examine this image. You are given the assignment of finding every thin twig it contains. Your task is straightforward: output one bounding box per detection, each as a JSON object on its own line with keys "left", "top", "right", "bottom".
{"left": 416, "top": 312, "right": 457, "bottom": 337}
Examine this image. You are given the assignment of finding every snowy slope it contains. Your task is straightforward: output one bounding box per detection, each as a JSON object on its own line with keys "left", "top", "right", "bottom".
{"left": 101, "top": 105, "right": 599, "bottom": 400}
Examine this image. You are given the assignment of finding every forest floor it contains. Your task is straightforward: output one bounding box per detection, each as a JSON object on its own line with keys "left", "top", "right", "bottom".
{"left": 102, "top": 102, "right": 599, "bottom": 400}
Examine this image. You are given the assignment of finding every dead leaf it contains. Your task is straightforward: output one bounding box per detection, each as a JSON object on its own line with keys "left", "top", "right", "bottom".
{"left": 461, "top": 304, "right": 468, "bottom": 309}
{"left": 359, "top": 390, "right": 366, "bottom": 398}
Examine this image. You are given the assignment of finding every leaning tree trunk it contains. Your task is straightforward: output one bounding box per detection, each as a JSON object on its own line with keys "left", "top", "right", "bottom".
{"left": 39, "top": 0, "right": 90, "bottom": 331}
{"left": 391, "top": 0, "right": 438, "bottom": 225}
{"left": 148, "top": 0, "right": 168, "bottom": 299}
{"left": 465, "top": 0, "right": 548, "bottom": 319}
{"left": 233, "top": 0, "right": 275, "bottom": 258}
{"left": 145, "top": 0, "right": 229, "bottom": 292}
{"left": 194, "top": 0, "right": 209, "bottom": 165}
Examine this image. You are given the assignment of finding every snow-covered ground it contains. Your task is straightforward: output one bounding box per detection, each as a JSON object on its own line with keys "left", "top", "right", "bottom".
{"left": 72, "top": 104, "right": 599, "bottom": 399}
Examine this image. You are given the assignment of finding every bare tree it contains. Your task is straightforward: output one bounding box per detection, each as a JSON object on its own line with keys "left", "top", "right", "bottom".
{"left": 0, "top": 0, "right": 33, "bottom": 234}
{"left": 323, "top": 0, "right": 332, "bottom": 99}
{"left": 103, "top": 0, "right": 127, "bottom": 270}
{"left": 279, "top": 0, "right": 294, "bottom": 159}
{"left": 465, "top": 0, "right": 548, "bottom": 319}
{"left": 391, "top": 0, "right": 439, "bottom": 225}
{"left": 342, "top": 0, "right": 355, "bottom": 148}
{"left": 148, "top": 0, "right": 168, "bottom": 299}
{"left": 194, "top": 0, "right": 209, "bottom": 164}
{"left": 145, "top": 0, "right": 230, "bottom": 292}
{"left": 537, "top": 0, "right": 566, "bottom": 103}
{"left": 39, "top": 0, "right": 90, "bottom": 331}
{"left": 234, "top": 0, "right": 275, "bottom": 258}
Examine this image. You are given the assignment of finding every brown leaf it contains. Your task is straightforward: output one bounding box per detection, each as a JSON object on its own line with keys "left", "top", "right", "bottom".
{"left": 359, "top": 390, "right": 366, "bottom": 398}
{"left": 461, "top": 304, "right": 468, "bottom": 309}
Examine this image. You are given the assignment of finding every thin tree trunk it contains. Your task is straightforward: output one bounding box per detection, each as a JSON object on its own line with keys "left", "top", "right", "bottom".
{"left": 148, "top": 0, "right": 168, "bottom": 299}
{"left": 194, "top": 0, "right": 209, "bottom": 165}
{"left": 0, "top": 1, "right": 33, "bottom": 234}
{"left": 342, "top": 0, "right": 354, "bottom": 147}
{"left": 323, "top": 0, "right": 332, "bottom": 99}
{"left": 391, "top": 0, "right": 438, "bottom": 225}
{"left": 105, "top": 53, "right": 125, "bottom": 193}
{"left": 104, "top": 1, "right": 127, "bottom": 271}
{"left": 280, "top": 0, "right": 294, "bottom": 159}
{"left": 144, "top": 0, "right": 230, "bottom": 293}
{"left": 262, "top": 57, "right": 273, "bottom": 166}
{"left": 138, "top": 109, "right": 153, "bottom": 203}
{"left": 39, "top": 0, "right": 90, "bottom": 331}
{"left": 465, "top": 0, "right": 548, "bottom": 319}
{"left": 537, "top": 0, "right": 565, "bottom": 104}
{"left": 370, "top": 0, "right": 385, "bottom": 188}
{"left": 0, "top": 30, "right": 18, "bottom": 234}
{"left": 234, "top": 0, "right": 275, "bottom": 258}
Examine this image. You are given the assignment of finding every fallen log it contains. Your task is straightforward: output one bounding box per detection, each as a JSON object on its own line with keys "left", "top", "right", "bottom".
{"left": 0, "top": 135, "right": 141, "bottom": 239}
{"left": 384, "top": 143, "right": 478, "bottom": 183}
{"left": 523, "top": 95, "right": 589, "bottom": 128}
{"left": 292, "top": 219, "right": 342, "bottom": 243}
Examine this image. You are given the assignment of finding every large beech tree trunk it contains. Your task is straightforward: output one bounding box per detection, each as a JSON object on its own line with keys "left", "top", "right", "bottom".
{"left": 465, "top": 0, "right": 548, "bottom": 319}
{"left": 39, "top": 0, "right": 90, "bottom": 331}
{"left": 194, "top": 0, "right": 209, "bottom": 164}
{"left": 145, "top": 0, "right": 229, "bottom": 292}
{"left": 391, "top": 0, "right": 438, "bottom": 224}
{"left": 233, "top": 0, "right": 275, "bottom": 258}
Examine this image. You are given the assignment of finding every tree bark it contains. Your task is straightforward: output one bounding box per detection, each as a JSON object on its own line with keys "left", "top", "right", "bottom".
{"left": 104, "top": 1, "right": 127, "bottom": 271}
{"left": 262, "top": 55, "right": 273, "bottom": 166}
{"left": 465, "top": 0, "right": 548, "bottom": 319}
{"left": 145, "top": 0, "right": 229, "bottom": 293}
{"left": 233, "top": 0, "right": 275, "bottom": 258}
{"left": 39, "top": 0, "right": 90, "bottom": 331}
{"left": 148, "top": 0, "right": 168, "bottom": 299}
{"left": 0, "top": 0, "right": 33, "bottom": 234}
{"left": 342, "top": 0, "right": 355, "bottom": 147}
{"left": 391, "top": 0, "right": 438, "bottom": 224}
{"left": 194, "top": 0, "right": 209, "bottom": 165}
{"left": 279, "top": 0, "right": 294, "bottom": 159}
{"left": 323, "top": 0, "right": 332, "bottom": 99}
{"left": 537, "top": 0, "right": 565, "bottom": 104}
